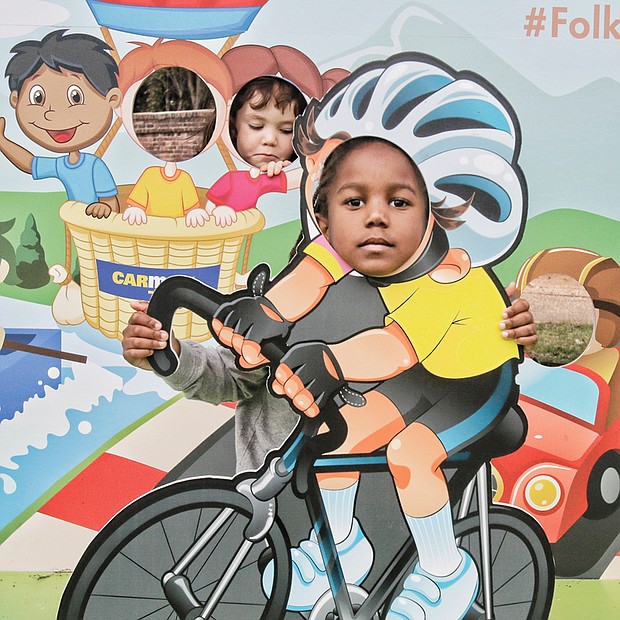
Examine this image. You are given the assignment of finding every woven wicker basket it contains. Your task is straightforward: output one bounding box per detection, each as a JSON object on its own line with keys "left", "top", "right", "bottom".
{"left": 60, "top": 201, "right": 264, "bottom": 341}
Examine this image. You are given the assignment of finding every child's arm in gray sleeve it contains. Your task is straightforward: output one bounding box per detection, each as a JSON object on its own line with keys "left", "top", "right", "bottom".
{"left": 160, "top": 340, "right": 269, "bottom": 405}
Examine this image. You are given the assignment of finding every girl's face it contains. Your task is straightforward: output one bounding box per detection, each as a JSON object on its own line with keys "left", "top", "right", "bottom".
{"left": 234, "top": 94, "right": 296, "bottom": 168}
{"left": 316, "top": 143, "right": 430, "bottom": 278}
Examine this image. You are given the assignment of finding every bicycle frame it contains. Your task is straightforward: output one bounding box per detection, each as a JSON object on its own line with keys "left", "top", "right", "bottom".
{"left": 161, "top": 422, "right": 499, "bottom": 620}
{"left": 300, "top": 453, "right": 497, "bottom": 620}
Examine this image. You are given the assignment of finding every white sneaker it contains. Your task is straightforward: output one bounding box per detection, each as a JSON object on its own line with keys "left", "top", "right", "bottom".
{"left": 262, "top": 518, "right": 373, "bottom": 612}
{"left": 385, "top": 550, "right": 478, "bottom": 620}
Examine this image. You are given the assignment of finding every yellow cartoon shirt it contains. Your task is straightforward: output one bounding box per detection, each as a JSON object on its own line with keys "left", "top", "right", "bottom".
{"left": 379, "top": 269, "right": 518, "bottom": 378}
{"left": 305, "top": 236, "right": 518, "bottom": 379}
{"left": 126, "top": 167, "right": 200, "bottom": 217}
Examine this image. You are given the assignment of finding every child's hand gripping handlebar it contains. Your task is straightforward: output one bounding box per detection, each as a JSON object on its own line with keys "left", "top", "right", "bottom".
{"left": 148, "top": 266, "right": 365, "bottom": 425}
{"left": 147, "top": 266, "right": 277, "bottom": 377}
{"left": 147, "top": 275, "right": 225, "bottom": 377}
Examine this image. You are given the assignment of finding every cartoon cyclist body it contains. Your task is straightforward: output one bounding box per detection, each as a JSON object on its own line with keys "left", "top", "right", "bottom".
{"left": 212, "top": 55, "right": 528, "bottom": 619}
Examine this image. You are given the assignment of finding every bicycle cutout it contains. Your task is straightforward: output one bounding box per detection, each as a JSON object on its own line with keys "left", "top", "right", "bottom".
{"left": 57, "top": 272, "right": 555, "bottom": 620}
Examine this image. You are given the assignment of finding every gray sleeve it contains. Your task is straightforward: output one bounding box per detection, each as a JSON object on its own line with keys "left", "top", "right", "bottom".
{"left": 160, "top": 340, "right": 299, "bottom": 473}
{"left": 160, "top": 340, "right": 269, "bottom": 405}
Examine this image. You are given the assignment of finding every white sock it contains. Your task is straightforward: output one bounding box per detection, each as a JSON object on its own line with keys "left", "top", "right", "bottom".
{"left": 320, "top": 481, "right": 359, "bottom": 544}
{"left": 404, "top": 502, "right": 462, "bottom": 577}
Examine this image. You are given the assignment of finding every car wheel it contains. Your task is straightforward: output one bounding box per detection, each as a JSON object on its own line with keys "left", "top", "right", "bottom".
{"left": 584, "top": 450, "right": 620, "bottom": 520}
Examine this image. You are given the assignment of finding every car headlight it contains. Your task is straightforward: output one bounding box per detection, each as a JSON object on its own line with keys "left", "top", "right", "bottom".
{"left": 490, "top": 465, "right": 504, "bottom": 502}
{"left": 525, "top": 475, "right": 562, "bottom": 512}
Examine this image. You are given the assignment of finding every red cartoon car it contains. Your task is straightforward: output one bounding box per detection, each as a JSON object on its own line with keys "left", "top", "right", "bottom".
{"left": 491, "top": 248, "right": 620, "bottom": 543}
{"left": 492, "top": 353, "right": 620, "bottom": 543}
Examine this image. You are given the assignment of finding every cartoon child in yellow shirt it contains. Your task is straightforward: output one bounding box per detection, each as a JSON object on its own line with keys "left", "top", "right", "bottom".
{"left": 115, "top": 39, "right": 232, "bottom": 227}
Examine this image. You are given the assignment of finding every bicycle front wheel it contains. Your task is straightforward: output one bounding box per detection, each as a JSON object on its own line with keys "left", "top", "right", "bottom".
{"left": 57, "top": 477, "right": 291, "bottom": 620}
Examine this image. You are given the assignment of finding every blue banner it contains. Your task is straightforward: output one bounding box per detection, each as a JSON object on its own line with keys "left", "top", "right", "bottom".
{"left": 96, "top": 260, "right": 221, "bottom": 300}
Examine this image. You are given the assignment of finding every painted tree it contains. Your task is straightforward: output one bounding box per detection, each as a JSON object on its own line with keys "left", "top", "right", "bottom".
{"left": 0, "top": 218, "right": 17, "bottom": 285}
{"left": 15, "top": 214, "right": 49, "bottom": 289}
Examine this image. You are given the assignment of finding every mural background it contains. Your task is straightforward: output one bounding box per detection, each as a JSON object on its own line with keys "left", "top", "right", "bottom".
{"left": 0, "top": 0, "right": 618, "bottom": 617}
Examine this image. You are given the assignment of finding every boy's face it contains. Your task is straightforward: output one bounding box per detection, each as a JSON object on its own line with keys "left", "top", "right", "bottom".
{"left": 316, "top": 143, "right": 430, "bottom": 278}
{"left": 10, "top": 65, "right": 120, "bottom": 153}
{"left": 234, "top": 95, "right": 295, "bottom": 168}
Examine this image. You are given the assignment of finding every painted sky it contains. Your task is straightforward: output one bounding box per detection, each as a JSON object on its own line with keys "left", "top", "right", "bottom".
{"left": 0, "top": 0, "right": 619, "bottom": 222}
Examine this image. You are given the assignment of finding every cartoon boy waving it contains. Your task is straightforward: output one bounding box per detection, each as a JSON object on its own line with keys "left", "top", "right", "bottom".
{"left": 0, "top": 30, "right": 121, "bottom": 218}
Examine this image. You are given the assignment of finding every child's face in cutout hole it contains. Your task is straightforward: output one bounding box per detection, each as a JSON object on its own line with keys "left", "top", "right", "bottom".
{"left": 234, "top": 94, "right": 296, "bottom": 168}
{"left": 316, "top": 142, "right": 429, "bottom": 278}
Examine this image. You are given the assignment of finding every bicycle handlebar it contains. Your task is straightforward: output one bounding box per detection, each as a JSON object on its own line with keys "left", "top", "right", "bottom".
{"left": 148, "top": 273, "right": 288, "bottom": 377}
{"left": 148, "top": 276, "right": 223, "bottom": 376}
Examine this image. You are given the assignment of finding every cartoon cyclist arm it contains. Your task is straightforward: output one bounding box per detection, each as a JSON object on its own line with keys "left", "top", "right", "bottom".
{"left": 211, "top": 254, "right": 335, "bottom": 366}
{"left": 272, "top": 321, "right": 417, "bottom": 418}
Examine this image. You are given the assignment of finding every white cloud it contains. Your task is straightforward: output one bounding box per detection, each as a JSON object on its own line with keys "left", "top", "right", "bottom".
{"left": 0, "top": 2, "right": 70, "bottom": 38}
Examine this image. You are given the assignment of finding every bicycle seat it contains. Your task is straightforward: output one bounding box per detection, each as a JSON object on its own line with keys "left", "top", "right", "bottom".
{"left": 444, "top": 406, "right": 527, "bottom": 499}
{"left": 447, "top": 406, "right": 527, "bottom": 466}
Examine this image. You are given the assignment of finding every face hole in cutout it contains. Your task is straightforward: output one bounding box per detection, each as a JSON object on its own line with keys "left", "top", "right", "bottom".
{"left": 132, "top": 67, "right": 217, "bottom": 162}
{"left": 228, "top": 76, "right": 306, "bottom": 167}
{"left": 523, "top": 273, "right": 595, "bottom": 366}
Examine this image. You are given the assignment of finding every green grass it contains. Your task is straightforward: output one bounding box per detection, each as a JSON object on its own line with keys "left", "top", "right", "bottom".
{"left": 241, "top": 218, "right": 301, "bottom": 277}
{"left": 494, "top": 208, "right": 620, "bottom": 285}
{"left": 528, "top": 322, "right": 593, "bottom": 366}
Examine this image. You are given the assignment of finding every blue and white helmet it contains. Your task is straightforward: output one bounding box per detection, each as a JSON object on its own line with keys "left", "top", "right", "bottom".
{"left": 302, "top": 53, "right": 527, "bottom": 267}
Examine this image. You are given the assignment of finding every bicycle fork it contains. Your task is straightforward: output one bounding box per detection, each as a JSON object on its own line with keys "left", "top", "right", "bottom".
{"left": 459, "top": 463, "right": 495, "bottom": 620}
{"left": 161, "top": 458, "right": 293, "bottom": 619}
{"left": 162, "top": 505, "right": 246, "bottom": 619}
